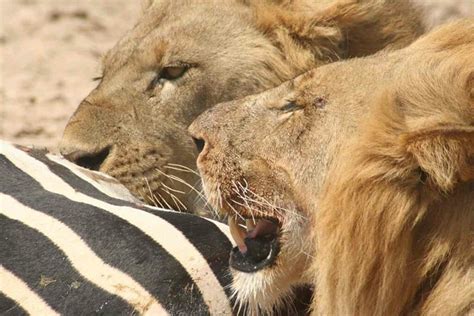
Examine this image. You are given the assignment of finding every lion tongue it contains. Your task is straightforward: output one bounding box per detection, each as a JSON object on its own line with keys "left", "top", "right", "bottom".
{"left": 247, "top": 219, "right": 278, "bottom": 239}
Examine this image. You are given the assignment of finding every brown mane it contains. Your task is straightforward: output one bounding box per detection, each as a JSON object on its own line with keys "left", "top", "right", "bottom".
{"left": 312, "top": 28, "right": 474, "bottom": 314}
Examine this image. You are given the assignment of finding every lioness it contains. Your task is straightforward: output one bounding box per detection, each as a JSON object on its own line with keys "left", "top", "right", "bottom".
{"left": 59, "top": 0, "right": 423, "bottom": 214}
{"left": 189, "top": 20, "right": 473, "bottom": 314}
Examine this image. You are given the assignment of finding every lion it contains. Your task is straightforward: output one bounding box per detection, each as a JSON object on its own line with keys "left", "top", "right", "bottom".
{"left": 59, "top": 0, "right": 423, "bottom": 215}
{"left": 188, "top": 19, "right": 473, "bottom": 314}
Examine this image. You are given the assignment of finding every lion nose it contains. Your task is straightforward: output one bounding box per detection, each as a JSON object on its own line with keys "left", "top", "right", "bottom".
{"left": 192, "top": 137, "right": 206, "bottom": 154}
{"left": 60, "top": 146, "right": 111, "bottom": 171}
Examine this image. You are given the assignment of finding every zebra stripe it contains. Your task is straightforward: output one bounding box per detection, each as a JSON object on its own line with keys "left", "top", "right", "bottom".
{"left": 19, "top": 145, "right": 235, "bottom": 309}
{"left": 2, "top": 155, "right": 205, "bottom": 314}
{"left": 0, "top": 142, "right": 236, "bottom": 315}
{"left": 1, "top": 213, "right": 135, "bottom": 314}
{"left": 1, "top": 145, "right": 232, "bottom": 315}
{"left": 1, "top": 194, "right": 167, "bottom": 315}
{"left": 46, "top": 153, "right": 138, "bottom": 202}
{"left": 0, "top": 266, "right": 58, "bottom": 316}
{"left": 0, "top": 291, "right": 28, "bottom": 315}
{"left": 30, "top": 148, "right": 139, "bottom": 206}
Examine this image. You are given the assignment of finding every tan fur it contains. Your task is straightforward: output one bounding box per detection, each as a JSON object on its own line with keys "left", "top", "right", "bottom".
{"left": 312, "top": 23, "right": 474, "bottom": 314}
{"left": 59, "top": 0, "right": 423, "bottom": 215}
{"left": 189, "top": 20, "right": 473, "bottom": 314}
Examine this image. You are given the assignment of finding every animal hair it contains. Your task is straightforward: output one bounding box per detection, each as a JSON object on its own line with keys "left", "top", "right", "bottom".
{"left": 311, "top": 23, "right": 474, "bottom": 315}
{"left": 248, "top": 0, "right": 424, "bottom": 74}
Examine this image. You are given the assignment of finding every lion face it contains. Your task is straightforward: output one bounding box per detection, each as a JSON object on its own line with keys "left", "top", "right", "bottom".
{"left": 60, "top": 0, "right": 422, "bottom": 214}
{"left": 188, "top": 83, "right": 314, "bottom": 313}
{"left": 60, "top": 1, "right": 290, "bottom": 213}
{"left": 190, "top": 20, "right": 474, "bottom": 313}
{"left": 188, "top": 61, "right": 382, "bottom": 311}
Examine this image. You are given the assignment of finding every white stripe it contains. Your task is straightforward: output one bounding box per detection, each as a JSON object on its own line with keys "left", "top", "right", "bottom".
{"left": 2, "top": 143, "right": 233, "bottom": 315}
{"left": 0, "top": 265, "right": 59, "bottom": 315}
{"left": 46, "top": 153, "right": 139, "bottom": 203}
{"left": 0, "top": 195, "right": 168, "bottom": 316}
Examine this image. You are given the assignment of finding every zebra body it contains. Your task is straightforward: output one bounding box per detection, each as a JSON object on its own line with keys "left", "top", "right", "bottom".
{"left": 0, "top": 141, "right": 236, "bottom": 315}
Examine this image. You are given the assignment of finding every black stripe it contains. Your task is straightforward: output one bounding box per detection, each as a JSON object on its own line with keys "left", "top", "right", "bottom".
{"left": 157, "top": 212, "right": 234, "bottom": 298}
{"left": 0, "top": 154, "right": 211, "bottom": 315}
{"left": 0, "top": 215, "right": 134, "bottom": 315}
{"left": 27, "top": 148, "right": 145, "bottom": 208}
{"left": 27, "top": 149, "right": 235, "bottom": 300}
{"left": 0, "top": 292, "right": 28, "bottom": 316}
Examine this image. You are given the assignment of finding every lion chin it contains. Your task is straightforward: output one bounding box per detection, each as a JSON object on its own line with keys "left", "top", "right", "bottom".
{"left": 190, "top": 19, "right": 474, "bottom": 315}
{"left": 231, "top": 271, "right": 313, "bottom": 316}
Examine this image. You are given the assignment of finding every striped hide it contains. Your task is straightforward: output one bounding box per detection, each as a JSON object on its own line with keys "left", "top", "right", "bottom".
{"left": 0, "top": 141, "right": 237, "bottom": 315}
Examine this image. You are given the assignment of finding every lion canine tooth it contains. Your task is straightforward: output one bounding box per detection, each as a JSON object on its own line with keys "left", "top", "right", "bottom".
{"left": 228, "top": 217, "right": 247, "bottom": 253}
{"left": 245, "top": 219, "right": 256, "bottom": 232}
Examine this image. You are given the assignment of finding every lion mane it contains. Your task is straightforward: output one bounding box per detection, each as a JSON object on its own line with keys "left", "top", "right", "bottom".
{"left": 312, "top": 21, "right": 474, "bottom": 315}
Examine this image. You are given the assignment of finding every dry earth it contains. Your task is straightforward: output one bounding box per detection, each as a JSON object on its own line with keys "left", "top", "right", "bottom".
{"left": 0, "top": 0, "right": 472, "bottom": 151}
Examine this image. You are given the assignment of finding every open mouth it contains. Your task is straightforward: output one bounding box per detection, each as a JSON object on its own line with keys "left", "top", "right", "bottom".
{"left": 228, "top": 216, "right": 280, "bottom": 272}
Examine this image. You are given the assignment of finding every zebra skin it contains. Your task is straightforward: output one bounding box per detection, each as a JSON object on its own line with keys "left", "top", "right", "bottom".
{"left": 0, "top": 141, "right": 236, "bottom": 315}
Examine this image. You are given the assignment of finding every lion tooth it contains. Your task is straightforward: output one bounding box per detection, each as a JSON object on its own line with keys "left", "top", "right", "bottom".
{"left": 228, "top": 217, "right": 247, "bottom": 253}
{"left": 245, "top": 219, "right": 256, "bottom": 232}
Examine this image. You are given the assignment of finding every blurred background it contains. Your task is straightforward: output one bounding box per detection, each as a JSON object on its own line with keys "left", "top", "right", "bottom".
{"left": 0, "top": 0, "right": 472, "bottom": 151}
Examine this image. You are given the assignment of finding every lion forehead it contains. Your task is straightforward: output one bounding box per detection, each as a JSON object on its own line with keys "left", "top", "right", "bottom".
{"left": 102, "top": 1, "right": 252, "bottom": 73}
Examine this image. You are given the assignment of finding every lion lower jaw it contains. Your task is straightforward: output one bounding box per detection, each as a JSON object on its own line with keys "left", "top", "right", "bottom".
{"left": 231, "top": 269, "right": 300, "bottom": 315}
{"left": 230, "top": 247, "right": 310, "bottom": 315}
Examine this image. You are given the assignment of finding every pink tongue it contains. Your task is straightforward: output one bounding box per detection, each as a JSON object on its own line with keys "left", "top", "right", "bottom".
{"left": 247, "top": 219, "right": 277, "bottom": 239}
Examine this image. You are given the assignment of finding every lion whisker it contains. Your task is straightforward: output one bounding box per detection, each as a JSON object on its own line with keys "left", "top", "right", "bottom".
{"left": 157, "top": 168, "right": 221, "bottom": 216}
{"left": 138, "top": 188, "right": 162, "bottom": 209}
{"left": 161, "top": 185, "right": 187, "bottom": 211}
{"left": 202, "top": 181, "right": 220, "bottom": 218}
{"left": 196, "top": 186, "right": 211, "bottom": 208}
{"left": 241, "top": 186, "right": 305, "bottom": 219}
{"left": 232, "top": 184, "right": 285, "bottom": 218}
{"left": 190, "top": 180, "right": 219, "bottom": 216}
{"left": 214, "top": 183, "right": 223, "bottom": 218}
{"left": 217, "top": 182, "right": 224, "bottom": 210}
{"left": 155, "top": 190, "right": 174, "bottom": 210}
{"left": 143, "top": 177, "right": 165, "bottom": 208}
{"left": 226, "top": 201, "right": 246, "bottom": 222}
{"left": 155, "top": 168, "right": 207, "bottom": 202}
{"left": 165, "top": 163, "right": 201, "bottom": 176}
{"left": 160, "top": 181, "right": 185, "bottom": 195}
{"left": 231, "top": 180, "right": 257, "bottom": 223}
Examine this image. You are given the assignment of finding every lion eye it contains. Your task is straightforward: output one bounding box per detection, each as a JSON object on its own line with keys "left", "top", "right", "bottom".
{"left": 160, "top": 65, "right": 188, "bottom": 80}
{"left": 147, "top": 65, "right": 190, "bottom": 91}
{"left": 280, "top": 101, "right": 301, "bottom": 112}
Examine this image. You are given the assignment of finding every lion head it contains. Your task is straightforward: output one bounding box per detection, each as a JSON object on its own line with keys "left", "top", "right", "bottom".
{"left": 59, "top": 0, "right": 423, "bottom": 214}
{"left": 189, "top": 20, "right": 473, "bottom": 314}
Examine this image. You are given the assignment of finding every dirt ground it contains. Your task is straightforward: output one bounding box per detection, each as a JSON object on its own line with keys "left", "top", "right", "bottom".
{"left": 1, "top": 0, "right": 472, "bottom": 152}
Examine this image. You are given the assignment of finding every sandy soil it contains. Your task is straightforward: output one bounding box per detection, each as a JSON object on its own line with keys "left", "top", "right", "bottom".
{"left": 0, "top": 0, "right": 142, "bottom": 151}
{"left": 1, "top": 0, "right": 472, "bottom": 151}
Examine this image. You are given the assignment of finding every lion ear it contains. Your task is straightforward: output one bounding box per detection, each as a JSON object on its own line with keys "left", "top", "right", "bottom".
{"left": 252, "top": 0, "right": 422, "bottom": 65}
{"left": 402, "top": 125, "right": 474, "bottom": 191}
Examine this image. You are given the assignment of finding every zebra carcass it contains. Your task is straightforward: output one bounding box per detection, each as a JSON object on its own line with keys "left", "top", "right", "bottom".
{"left": 0, "top": 141, "right": 234, "bottom": 315}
